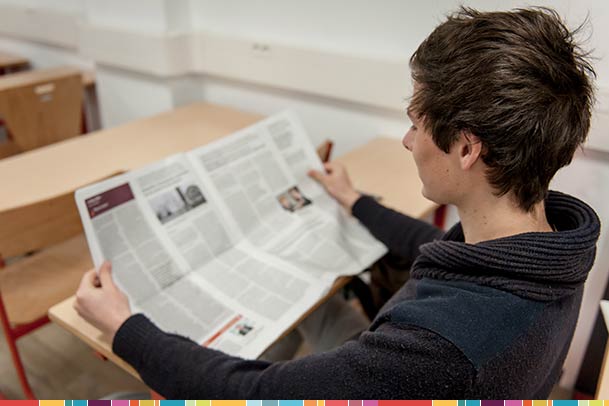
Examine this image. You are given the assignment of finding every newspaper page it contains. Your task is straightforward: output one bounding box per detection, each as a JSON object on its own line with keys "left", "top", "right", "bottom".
{"left": 188, "top": 112, "right": 387, "bottom": 286}
{"left": 75, "top": 111, "right": 387, "bottom": 359}
{"left": 76, "top": 154, "right": 332, "bottom": 358}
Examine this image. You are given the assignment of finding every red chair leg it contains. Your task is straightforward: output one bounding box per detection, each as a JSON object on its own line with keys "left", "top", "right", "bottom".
{"left": 0, "top": 260, "right": 36, "bottom": 399}
{"left": 150, "top": 390, "right": 164, "bottom": 400}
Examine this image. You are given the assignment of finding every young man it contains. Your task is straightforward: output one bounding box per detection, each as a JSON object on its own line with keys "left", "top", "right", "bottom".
{"left": 74, "top": 7, "right": 600, "bottom": 398}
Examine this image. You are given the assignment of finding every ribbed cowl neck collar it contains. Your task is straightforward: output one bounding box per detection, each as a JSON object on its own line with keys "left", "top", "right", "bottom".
{"left": 411, "top": 191, "right": 601, "bottom": 301}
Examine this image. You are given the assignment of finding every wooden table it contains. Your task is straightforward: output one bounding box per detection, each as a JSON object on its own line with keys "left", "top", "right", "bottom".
{"left": 38, "top": 104, "right": 434, "bottom": 380}
{"left": 0, "top": 57, "right": 94, "bottom": 91}
{"left": 0, "top": 103, "right": 260, "bottom": 212}
{"left": 0, "top": 51, "right": 29, "bottom": 74}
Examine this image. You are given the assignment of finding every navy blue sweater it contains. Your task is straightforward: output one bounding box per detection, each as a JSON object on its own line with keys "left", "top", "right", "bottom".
{"left": 113, "top": 190, "right": 600, "bottom": 398}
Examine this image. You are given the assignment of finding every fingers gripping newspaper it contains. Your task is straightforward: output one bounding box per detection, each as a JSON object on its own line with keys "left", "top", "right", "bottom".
{"left": 75, "top": 112, "right": 387, "bottom": 359}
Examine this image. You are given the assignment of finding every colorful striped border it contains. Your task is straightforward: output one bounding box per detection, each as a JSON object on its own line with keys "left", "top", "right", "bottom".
{"left": 0, "top": 401, "right": 601, "bottom": 406}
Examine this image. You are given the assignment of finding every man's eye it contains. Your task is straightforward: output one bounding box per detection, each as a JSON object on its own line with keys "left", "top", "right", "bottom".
{"left": 410, "top": 125, "right": 417, "bottom": 131}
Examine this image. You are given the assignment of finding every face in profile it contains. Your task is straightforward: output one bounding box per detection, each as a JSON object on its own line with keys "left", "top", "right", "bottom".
{"left": 404, "top": 92, "right": 457, "bottom": 205}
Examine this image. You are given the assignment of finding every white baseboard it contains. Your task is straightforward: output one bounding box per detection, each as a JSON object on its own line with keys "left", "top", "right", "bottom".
{"left": 191, "top": 32, "right": 410, "bottom": 111}
{"left": 78, "top": 24, "right": 190, "bottom": 77}
{"left": 78, "top": 25, "right": 410, "bottom": 111}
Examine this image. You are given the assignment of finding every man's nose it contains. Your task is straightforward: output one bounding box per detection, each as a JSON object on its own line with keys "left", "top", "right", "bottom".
{"left": 402, "top": 131, "right": 413, "bottom": 152}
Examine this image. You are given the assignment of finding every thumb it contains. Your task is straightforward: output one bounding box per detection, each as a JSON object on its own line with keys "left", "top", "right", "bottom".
{"left": 98, "top": 261, "right": 115, "bottom": 289}
{"left": 308, "top": 169, "right": 326, "bottom": 184}
{"left": 78, "top": 269, "right": 98, "bottom": 291}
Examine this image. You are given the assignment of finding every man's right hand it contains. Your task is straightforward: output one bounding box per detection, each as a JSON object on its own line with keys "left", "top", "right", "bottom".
{"left": 308, "top": 162, "right": 361, "bottom": 213}
{"left": 74, "top": 261, "right": 132, "bottom": 341}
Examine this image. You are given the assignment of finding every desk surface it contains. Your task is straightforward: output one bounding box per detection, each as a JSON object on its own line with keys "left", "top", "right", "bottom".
{"left": 0, "top": 103, "right": 260, "bottom": 212}
{"left": 43, "top": 103, "right": 433, "bottom": 380}
{"left": 0, "top": 66, "right": 79, "bottom": 92}
{"left": 0, "top": 65, "right": 95, "bottom": 94}
{"left": 0, "top": 51, "right": 29, "bottom": 70}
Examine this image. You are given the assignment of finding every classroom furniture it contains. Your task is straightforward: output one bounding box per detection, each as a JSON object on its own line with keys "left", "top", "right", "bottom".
{"left": 0, "top": 102, "right": 433, "bottom": 394}
{"left": 0, "top": 192, "right": 92, "bottom": 399}
{"left": 0, "top": 103, "right": 260, "bottom": 399}
{"left": 0, "top": 66, "right": 84, "bottom": 159}
{"left": 80, "top": 70, "right": 100, "bottom": 134}
{"left": 0, "top": 103, "right": 270, "bottom": 397}
{"left": 0, "top": 51, "right": 29, "bottom": 75}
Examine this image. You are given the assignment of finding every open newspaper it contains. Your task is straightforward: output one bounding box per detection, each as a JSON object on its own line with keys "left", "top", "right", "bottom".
{"left": 75, "top": 111, "right": 387, "bottom": 359}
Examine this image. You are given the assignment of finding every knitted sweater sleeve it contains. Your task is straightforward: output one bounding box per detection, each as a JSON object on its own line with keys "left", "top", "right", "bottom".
{"left": 113, "top": 314, "right": 474, "bottom": 399}
{"left": 351, "top": 196, "right": 443, "bottom": 261}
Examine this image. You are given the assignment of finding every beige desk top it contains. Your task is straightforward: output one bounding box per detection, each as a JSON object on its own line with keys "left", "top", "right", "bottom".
{"left": 0, "top": 103, "right": 261, "bottom": 212}
{"left": 0, "top": 65, "right": 95, "bottom": 93}
{"left": 0, "top": 66, "right": 79, "bottom": 92}
{"left": 45, "top": 104, "right": 434, "bottom": 380}
{"left": 0, "top": 51, "right": 29, "bottom": 70}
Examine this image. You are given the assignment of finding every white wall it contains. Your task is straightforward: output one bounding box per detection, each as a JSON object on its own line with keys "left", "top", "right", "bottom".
{"left": 84, "top": 0, "right": 169, "bottom": 34}
{"left": 0, "top": 0, "right": 83, "bottom": 14}
{"left": 190, "top": 0, "right": 609, "bottom": 86}
{"left": 1, "top": 0, "right": 608, "bottom": 392}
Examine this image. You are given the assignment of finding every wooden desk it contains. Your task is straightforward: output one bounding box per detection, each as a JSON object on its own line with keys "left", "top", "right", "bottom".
{"left": 0, "top": 51, "right": 29, "bottom": 74}
{"left": 0, "top": 103, "right": 260, "bottom": 212}
{"left": 41, "top": 105, "right": 433, "bottom": 380}
{"left": 0, "top": 65, "right": 94, "bottom": 91}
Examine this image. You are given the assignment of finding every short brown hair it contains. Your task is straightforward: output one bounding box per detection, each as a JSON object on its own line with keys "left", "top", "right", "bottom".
{"left": 409, "top": 7, "right": 595, "bottom": 211}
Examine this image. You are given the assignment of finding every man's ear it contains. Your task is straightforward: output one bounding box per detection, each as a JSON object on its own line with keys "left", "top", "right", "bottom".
{"left": 459, "top": 131, "right": 482, "bottom": 170}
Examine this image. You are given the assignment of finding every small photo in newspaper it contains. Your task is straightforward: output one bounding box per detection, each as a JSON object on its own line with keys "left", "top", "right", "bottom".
{"left": 149, "top": 183, "right": 207, "bottom": 224}
{"left": 231, "top": 320, "right": 255, "bottom": 337}
{"left": 277, "top": 186, "right": 312, "bottom": 213}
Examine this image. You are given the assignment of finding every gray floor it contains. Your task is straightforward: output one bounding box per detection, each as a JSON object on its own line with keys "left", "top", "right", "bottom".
{"left": 0, "top": 321, "right": 148, "bottom": 399}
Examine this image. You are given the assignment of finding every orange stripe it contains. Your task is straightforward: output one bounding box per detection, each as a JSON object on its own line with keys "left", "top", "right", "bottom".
{"left": 203, "top": 314, "right": 242, "bottom": 346}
